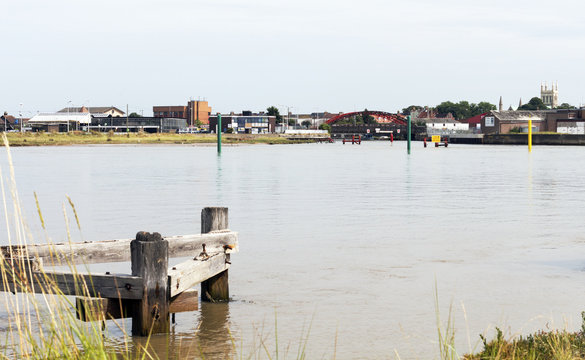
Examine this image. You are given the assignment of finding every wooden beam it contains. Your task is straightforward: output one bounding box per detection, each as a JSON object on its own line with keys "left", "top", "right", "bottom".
{"left": 1, "top": 269, "right": 143, "bottom": 299}
{"left": 131, "top": 231, "right": 169, "bottom": 336}
{"left": 168, "top": 252, "right": 229, "bottom": 298}
{"left": 76, "top": 289, "right": 198, "bottom": 322}
{"left": 0, "top": 232, "right": 238, "bottom": 265}
{"left": 201, "top": 207, "right": 230, "bottom": 302}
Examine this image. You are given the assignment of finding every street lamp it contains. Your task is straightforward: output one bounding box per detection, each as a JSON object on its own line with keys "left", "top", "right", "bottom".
{"left": 278, "top": 105, "right": 293, "bottom": 133}
{"left": 19, "top": 103, "right": 23, "bottom": 132}
{"left": 84, "top": 100, "right": 90, "bottom": 132}
{"left": 67, "top": 100, "right": 72, "bottom": 133}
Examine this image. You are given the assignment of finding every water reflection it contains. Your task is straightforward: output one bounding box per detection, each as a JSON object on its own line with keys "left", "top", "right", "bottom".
{"left": 130, "top": 302, "right": 232, "bottom": 359}
{"left": 216, "top": 153, "right": 224, "bottom": 205}
{"left": 195, "top": 302, "right": 232, "bottom": 359}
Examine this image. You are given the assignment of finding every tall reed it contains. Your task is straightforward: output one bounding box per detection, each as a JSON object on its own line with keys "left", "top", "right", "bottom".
{"left": 0, "top": 133, "right": 152, "bottom": 359}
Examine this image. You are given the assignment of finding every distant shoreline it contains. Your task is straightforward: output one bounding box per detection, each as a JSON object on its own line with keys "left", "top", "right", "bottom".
{"left": 2, "top": 132, "right": 317, "bottom": 147}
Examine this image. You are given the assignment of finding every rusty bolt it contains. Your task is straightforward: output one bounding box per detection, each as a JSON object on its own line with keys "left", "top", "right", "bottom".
{"left": 125, "top": 283, "right": 132, "bottom": 291}
{"left": 152, "top": 304, "right": 160, "bottom": 320}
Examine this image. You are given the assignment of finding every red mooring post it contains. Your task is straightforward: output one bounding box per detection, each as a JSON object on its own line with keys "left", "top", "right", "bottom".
{"left": 390, "top": 133, "right": 394, "bottom": 144}
{"left": 424, "top": 138, "right": 427, "bottom": 148}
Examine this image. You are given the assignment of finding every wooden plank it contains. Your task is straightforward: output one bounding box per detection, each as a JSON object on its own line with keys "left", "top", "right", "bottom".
{"left": 201, "top": 207, "right": 229, "bottom": 233}
{"left": 76, "top": 289, "right": 198, "bottom": 322}
{"left": 1, "top": 269, "right": 143, "bottom": 299}
{"left": 201, "top": 207, "right": 230, "bottom": 302}
{"left": 131, "top": 231, "right": 169, "bottom": 336}
{"left": 0, "top": 231, "right": 238, "bottom": 265}
{"left": 168, "top": 252, "right": 229, "bottom": 298}
{"left": 169, "top": 289, "right": 199, "bottom": 313}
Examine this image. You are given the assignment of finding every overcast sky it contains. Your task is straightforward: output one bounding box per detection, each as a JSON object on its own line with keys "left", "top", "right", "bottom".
{"left": 2, "top": 0, "right": 584, "bottom": 116}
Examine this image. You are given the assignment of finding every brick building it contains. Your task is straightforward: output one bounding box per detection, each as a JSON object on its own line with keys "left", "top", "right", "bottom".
{"left": 480, "top": 109, "right": 585, "bottom": 134}
{"left": 153, "top": 100, "right": 211, "bottom": 126}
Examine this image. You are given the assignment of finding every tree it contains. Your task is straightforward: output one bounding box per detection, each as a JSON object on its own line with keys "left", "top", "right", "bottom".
{"left": 518, "top": 97, "right": 548, "bottom": 110}
{"left": 362, "top": 109, "right": 376, "bottom": 124}
{"left": 473, "top": 102, "right": 497, "bottom": 114}
{"left": 435, "top": 100, "right": 496, "bottom": 120}
{"left": 266, "top": 106, "right": 283, "bottom": 124}
{"left": 128, "top": 112, "right": 142, "bottom": 118}
{"left": 435, "top": 101, "right": 460, "bottom": 119}
{"left": 402, "top": 105, "right": 423, "bottom": 115}
{"left": 301, "top": 120, "right": 312, "bottom": 129}
{"left": 319, "top": 123, "right": 331, "bottom": 133}
{"left": 557, "top": 103, "right": 576, "bottom": 110}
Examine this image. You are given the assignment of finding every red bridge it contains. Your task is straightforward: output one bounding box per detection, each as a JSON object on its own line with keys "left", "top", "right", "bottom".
{"left": 326, "top": 111, "right": 407, "bottom": 125}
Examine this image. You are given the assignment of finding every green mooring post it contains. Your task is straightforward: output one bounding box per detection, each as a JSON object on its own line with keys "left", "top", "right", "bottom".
{"left": 407, "top": 115, "right": 411, "bottom": 154}
{"left": 217, "top": 114, "right": 222, "bottom": 154}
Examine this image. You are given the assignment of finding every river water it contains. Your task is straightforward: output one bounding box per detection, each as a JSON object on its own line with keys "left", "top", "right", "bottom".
{"left": 2, "top": 141, "right": 585, "bottom": 359}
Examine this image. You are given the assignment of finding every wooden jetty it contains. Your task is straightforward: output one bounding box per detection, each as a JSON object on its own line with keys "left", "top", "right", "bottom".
{"left": 0, "top": 207, "right": 238, "bottom": 336}
{"left": 342, "top": 135, "right": 361, "bottom": 144}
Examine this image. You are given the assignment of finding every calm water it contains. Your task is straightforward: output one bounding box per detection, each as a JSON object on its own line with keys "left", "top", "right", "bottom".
{"left": 2, "top": 141, "right": 585, "bottom": 359}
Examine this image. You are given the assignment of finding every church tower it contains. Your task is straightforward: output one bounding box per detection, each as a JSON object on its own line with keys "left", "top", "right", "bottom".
{"left": 540, "top": 82, "right": 559, "bottom": 108}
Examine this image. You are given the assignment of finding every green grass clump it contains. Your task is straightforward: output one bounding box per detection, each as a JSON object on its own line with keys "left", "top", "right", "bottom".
{"left": 464, "top": 325, "right": 585, "bottom": 360}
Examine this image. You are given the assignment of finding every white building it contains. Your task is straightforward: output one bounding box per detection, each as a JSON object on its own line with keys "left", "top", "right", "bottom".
{"left": 28, "top": 112, "right": 92, "bottom": 132}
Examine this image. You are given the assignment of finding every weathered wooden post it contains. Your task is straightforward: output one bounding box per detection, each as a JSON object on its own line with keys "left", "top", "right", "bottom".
{"left": 131, "top": 231, "right": 169, "bottom": 336}
{"left": 201, "top": 207, "right": 229, "bottom": 302}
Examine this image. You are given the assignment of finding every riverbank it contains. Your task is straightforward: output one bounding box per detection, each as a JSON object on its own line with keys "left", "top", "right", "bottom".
{"left": 463, "top": 326, "right": 585, "bottom": 359}
{"left": 448, "top": 133, "right": 585, "bottom": 145}
{"left": 3, "top": 132, "right": 316, "bottom": 146}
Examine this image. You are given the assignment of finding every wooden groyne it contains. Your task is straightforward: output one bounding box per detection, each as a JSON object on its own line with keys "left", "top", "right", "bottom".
{"left": 0, "top": 207, "right": 238, "bottom": 336}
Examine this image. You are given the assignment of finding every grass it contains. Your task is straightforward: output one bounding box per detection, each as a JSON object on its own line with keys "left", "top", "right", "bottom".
{"left": 0, "top": 132, "right": 155, "bottom": 359}
{"left": 3, "top": 132, "right": 315, "bottom": 146}
{"left": 434, "top": 286, "right": 585, "bottom": 360}
{"left": 463, "top": 325, "right": 585, "bottom": 360}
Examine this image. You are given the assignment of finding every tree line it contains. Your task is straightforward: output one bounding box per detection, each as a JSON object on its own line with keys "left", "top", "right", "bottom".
{"left": 404, "top": 98, "right": 578, "bottom": 120}
{"left": 402, "top": 101, "right": 496, "bottom": 120}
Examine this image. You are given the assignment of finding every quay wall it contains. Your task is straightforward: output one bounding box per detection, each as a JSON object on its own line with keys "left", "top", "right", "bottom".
{"left": 483, "top": 134, "right": 585, "bottom": 145}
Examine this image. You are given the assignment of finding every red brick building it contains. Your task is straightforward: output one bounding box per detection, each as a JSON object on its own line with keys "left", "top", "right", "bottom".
{"left": 153, "top": 100, "right": 212, "bottom": 126}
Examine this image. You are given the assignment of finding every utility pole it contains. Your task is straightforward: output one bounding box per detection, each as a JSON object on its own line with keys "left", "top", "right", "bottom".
{"left": 19, "top": 103, "right": 23, "bottom": 132}
{"left": 67, "top": 101, "right": 71, "bottom": 133}
{"left": 528, "top": 115, "right": 532, "bottom": 153}
{"left": 407, "top": 115, "right": 411, "bottom": 154}
{"left": 217, "top": 113, "right": 222, "bottom": 154}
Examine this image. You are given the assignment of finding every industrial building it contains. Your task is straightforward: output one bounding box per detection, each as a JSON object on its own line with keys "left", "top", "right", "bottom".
{"left": 28, "top": 112, "right": 185, "bottom": 133}
{"left": 58, "top": 106, "right": 125, "bottom": 117}
{"left": 209, "top": 113, "right": 276, "bottom": 134}
{"left": 28, "top": 112, "right": 92, "bottom": 132}
{"left": 481, "top": 109, "right": 585, "bottom": 134}
{"left": 153, "top": 100, "right": 212, "bottom": 127}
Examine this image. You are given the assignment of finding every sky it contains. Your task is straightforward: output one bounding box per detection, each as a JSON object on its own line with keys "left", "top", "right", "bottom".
{"left": 2, "top": 0, "right": 585, "bottom": 116}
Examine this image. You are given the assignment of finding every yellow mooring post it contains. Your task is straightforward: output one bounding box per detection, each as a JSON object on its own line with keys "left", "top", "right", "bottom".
{"left": 528, "top": 117, "right": 532, "bottom": 152}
